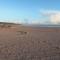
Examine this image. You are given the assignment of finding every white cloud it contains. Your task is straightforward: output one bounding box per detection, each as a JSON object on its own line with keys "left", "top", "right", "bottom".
{"left": 40, "top": 9, "right": 60, "bottom": 24}
{"left": 31, "top": 20, "right": 40, "bottom": 24}
{"left": 50, "top": 13, "right": 60, "bottom": 24}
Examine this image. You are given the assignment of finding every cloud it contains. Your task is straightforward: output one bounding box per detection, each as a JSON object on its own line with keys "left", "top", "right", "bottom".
{"left": 50, "top": 13, "right": 60, "bottom": 24}
{"left": 31, "top": 20, "right": 40, "bottom": 24}
{"left": 40, "top": 9, "right": 60, "bottom": 24}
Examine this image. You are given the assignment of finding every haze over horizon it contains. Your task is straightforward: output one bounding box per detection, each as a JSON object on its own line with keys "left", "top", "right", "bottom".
{"left": 0, "top": 0, "right": 60, "bottom": 24}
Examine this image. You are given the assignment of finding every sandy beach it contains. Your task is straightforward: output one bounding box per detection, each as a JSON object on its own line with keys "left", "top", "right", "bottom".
{"left": 0, "top": 24, "right": 60, "bottom": 60}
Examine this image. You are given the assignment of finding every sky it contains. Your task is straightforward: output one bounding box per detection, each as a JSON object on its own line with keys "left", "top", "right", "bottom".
{"left": 0, "top": 0, "right": 60, "bottom": 24}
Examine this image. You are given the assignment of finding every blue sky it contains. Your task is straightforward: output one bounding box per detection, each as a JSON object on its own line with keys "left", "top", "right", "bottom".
{"left": 0, "top": 0, "right": 60, "bottom": 24}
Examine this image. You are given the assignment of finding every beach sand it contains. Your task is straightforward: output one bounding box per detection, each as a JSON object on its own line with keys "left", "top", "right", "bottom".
{"left": 0, "top": 24, "right": 60, "bottom": 60}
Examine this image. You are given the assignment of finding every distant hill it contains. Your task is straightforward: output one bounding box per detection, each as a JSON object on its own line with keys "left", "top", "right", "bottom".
{"left": 0, "top": 22, "right": 16, "bottom": 25}
{"left": 0, "top": 22, "right": 17, "bottom": 28}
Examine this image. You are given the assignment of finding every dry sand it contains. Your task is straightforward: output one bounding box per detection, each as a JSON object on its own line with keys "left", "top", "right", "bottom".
{"left": 0, "top": 24, "right": 60, "bottom": 60}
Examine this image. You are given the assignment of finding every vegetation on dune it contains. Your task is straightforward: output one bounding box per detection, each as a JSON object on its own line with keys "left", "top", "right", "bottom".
{"left": 0, "top": 22, "right": 16, "bottom": 28}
